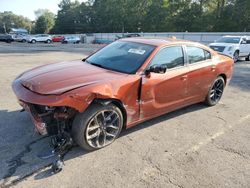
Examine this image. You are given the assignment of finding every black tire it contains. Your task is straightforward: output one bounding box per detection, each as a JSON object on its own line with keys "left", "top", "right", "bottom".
{"left": 6, "top": 39, "right": 11, "bottom": 43}
{"left": 205, "top": 76, "right": 225, "bottom": 106}
{"left": 22, "top": 39, "right": 26, "bottom": 43}
{"left": 245, "top": 54, "right": 250, "bottom": 61}
{"left": 72, "top": 103, "right": 123, "bottom": 151}
{"left": 233, "top": 50, "right": 239, "bottom": 62}
{"left": 46, "top": 39, "right": 52, "bottom": 44}
{"left": 31, "top": 39, "right": 36, "bottom": 44}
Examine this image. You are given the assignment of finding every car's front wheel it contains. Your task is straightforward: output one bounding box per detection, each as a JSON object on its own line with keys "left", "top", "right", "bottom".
{"left": 245, "top": 54, "right": 250, "bottom": 61}
{"left": 205, "top": 76, "right": 225, "bottom": 106}
{"left": 72, "top": 103, "right": 123, "bottom": 151}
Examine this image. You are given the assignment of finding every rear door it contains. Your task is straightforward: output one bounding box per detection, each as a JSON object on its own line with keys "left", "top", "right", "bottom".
{"left": 140, "top": 46, "right": 190, "bottom": 118}
{"left": 185, "top": 46, "right": 217, "bottom": 102}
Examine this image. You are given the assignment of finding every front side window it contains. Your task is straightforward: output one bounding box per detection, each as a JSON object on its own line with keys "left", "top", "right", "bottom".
{"left": 149, "top": 46, "right": 184, "bottom": 69}
{"left": 204, "top": 50, "right": 212, "bottom": 59}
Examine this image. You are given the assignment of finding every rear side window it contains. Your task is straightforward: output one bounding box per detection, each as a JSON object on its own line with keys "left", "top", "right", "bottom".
{"left": 204, "top": 50, "right": 212, "bottom": 59}
{"left": 150, "top": 46, "right": 184, "bottom": 69}
{"left": 187, "top": 46, "right": 211, "bottom": 64}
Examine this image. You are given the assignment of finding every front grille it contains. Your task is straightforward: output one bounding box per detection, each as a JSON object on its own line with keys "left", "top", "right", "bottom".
{"left": 210, "top": 46, "right": 225, "bottom": 52}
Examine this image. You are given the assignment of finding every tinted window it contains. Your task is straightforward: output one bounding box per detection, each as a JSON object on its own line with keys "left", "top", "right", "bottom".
{"left": 150, "top": 46, "right": 184, "bottom": 69}
{"left": 86, "top": 41, "right": 155, "bottom": 74}
{"left": 216, "top": 37, "right": 241, "bottom": 44}
{"left": 187, "top": 46, "right": 206, "bottom": 64}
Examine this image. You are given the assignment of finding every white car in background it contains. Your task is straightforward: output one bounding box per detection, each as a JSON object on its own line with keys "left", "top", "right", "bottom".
{"left": 13, "top": 33, "right": 29, "bottom": 43}
{"left": 27, "top": 34, "right": 52, "bottom": 44}
{"left": 209, "top": 36, "right": 250, "bottom": 62}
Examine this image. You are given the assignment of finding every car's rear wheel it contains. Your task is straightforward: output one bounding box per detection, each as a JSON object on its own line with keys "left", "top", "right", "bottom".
{"left": 72, "top": 103, "right": 123, "bottom": 151}
{"left": 233, "top": 50, "right": 239, "bottom": 62}
{"left": 205, "top": 76, "right": 225, "bottom": 106}
{"left": 31, "top": 39, "right": 36, "bottom": 44}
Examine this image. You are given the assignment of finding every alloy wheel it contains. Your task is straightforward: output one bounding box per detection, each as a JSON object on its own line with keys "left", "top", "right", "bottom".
{"left": 85, "top": 110, "right": 121, "bottom": 149}
{"left": 209, "top": 79, "right": 224, "bottom": 103}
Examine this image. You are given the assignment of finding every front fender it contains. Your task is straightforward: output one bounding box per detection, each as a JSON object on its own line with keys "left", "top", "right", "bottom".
{"left": 66, "top": 75, "right": 142, "bottom": 125}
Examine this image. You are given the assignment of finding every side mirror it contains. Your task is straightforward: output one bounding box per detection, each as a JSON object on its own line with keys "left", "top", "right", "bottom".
{"left": 241, "top": 40, "right": 247, "bottom": 44}
{"left": 145, "top": 64, "right": 167, "bottom": 75}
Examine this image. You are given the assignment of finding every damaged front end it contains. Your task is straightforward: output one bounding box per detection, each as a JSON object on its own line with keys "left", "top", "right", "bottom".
{"left": 19, "top": 100, "right": 77, "bottom": 136}
{"left": 19, "top": 101, "right": 78, "bottom": 173}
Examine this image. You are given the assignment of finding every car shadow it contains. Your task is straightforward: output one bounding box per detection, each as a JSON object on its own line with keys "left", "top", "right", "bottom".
{"left": 0, "top": 103, "right": 207, "bottom": 184}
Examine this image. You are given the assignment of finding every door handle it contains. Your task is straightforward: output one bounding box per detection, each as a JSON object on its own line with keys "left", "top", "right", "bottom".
{"left": 181, "top": 75, "right": 188, "bottom": 81}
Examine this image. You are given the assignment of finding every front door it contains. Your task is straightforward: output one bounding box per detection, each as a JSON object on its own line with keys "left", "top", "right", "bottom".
{"left": 140, "top": 46, "right": 189, "bottom": 118}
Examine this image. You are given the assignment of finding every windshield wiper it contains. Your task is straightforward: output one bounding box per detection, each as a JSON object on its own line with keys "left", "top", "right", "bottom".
{"left": 83, "top": 59, "right": 103, "bottom": 68}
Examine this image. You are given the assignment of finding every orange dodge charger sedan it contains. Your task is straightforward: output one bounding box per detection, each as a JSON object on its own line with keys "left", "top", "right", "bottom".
{"left": 12, "top": 38, "right": 234, "bottom": 151}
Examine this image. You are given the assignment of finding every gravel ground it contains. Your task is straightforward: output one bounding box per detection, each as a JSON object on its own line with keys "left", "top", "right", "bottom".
{"left": 0, "top": 42, "right": 250, "bottom": 188}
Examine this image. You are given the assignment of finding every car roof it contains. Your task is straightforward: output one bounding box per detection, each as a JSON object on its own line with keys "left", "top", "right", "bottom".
{"left": 121, "top": 37, "right": 199, "bottom": 47}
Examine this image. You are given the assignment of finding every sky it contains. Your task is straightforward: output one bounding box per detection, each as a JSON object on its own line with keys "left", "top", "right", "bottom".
{"left": 0, "top": 0, "right": 86, "bottom": 20}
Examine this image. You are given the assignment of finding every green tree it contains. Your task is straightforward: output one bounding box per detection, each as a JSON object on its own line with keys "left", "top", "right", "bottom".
{"left": 142, "top": 0, "right": 168, "bottom": 32}
{"left": 50, "top": 0, "right": 250, "bottom": 33}
{"left": 52, "top": 0, "right": 81, "bottom": 33}
{"left": 0, "top": 11, "right": 32, "bottom": 33}
{"left": 34, "top": 10, "right": 55, "bottom": 33}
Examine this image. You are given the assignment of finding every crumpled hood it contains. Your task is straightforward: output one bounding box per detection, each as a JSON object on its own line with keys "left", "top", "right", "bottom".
{"left": 19, "top": 60, "right": 127, "bottom": 95}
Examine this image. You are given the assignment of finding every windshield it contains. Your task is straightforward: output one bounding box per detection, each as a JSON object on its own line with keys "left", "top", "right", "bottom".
{"left": 86, "top": 41, "right": 155, "bottom": 74}
{"left": 216, "top": 37, "right": 241, "bottom": 44}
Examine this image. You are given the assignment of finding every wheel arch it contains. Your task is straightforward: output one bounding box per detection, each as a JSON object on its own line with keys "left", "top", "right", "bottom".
{"left": 218, "top": 73, "right": 227, "bottom": 84}
{"left": 93, "top": 98, "right": 127, "bottom": 128}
